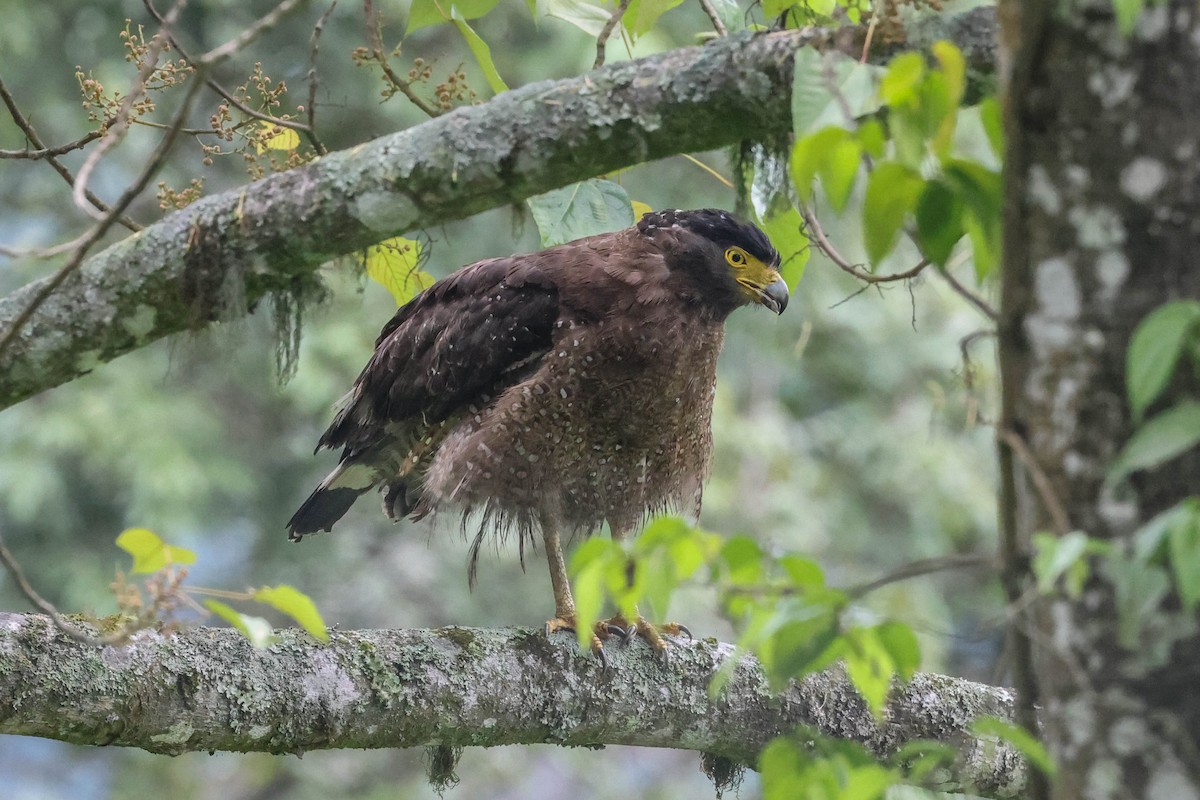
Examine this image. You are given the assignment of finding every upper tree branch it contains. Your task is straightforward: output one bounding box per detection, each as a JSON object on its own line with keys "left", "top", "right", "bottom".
{"left": 0, "top": 9, "right": 997, "bottom": 411}
{"left": 0, "top": 613, "right": 1026, "bottom": 797}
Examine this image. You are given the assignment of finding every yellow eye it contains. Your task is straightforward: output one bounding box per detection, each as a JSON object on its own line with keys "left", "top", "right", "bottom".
{"left": 725, "top": 247, "right": 748, "bottom": 268}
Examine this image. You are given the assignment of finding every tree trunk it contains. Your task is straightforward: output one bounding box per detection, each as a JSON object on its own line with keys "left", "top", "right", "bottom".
{"left": 999, "top": 0, "right": 1200, "bottom": 796}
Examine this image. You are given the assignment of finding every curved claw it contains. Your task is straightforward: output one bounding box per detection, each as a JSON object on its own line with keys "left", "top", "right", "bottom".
{"left": 665, "top": 623, "right": 692, "bottom": 640}
{"left": 604, "top": 623, "right": 631, "bottom": 640}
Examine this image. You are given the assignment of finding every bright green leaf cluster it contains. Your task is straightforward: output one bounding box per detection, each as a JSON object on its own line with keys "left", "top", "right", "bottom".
{"left": 115, "top": 527, "right": 196, "bottom": 574}
{"left": 761, "top": 734, "right": 899, "bottom": 800}
{"left": 1032, "top": 500, "right": 1200, "bottom": 653}
{"left": 571, "top": 518, "right": 922, "bottom": 718}
{"left": 114, "top": 530, "right": 329, "bottom": 648}
{"left": 570, "top": 516, "right": 721, "bottom": 650}
{"left": 790, "top": 42, "right": 1003, "bottom": 279}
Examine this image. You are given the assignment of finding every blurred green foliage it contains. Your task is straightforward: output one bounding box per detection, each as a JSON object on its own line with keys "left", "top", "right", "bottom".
{"left": 0, "top": 0, "right": 1003, "bottom": 797}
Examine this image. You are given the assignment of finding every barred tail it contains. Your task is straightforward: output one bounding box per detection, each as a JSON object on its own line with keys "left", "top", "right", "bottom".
{"left": 286, "top": 462, "right": 377, "bottom": 540}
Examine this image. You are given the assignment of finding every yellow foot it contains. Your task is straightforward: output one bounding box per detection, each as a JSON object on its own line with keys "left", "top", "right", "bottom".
{"left": 544, "top": 616, "right": 629, "bottom": 668}
{"left": 612, "top": 615, "right": 692, "bottom": 655}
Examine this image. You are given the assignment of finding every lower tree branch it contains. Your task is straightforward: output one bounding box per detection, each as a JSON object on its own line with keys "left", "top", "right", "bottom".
{"left": 0, "top": 613, "right": 1024, "bottom": 796}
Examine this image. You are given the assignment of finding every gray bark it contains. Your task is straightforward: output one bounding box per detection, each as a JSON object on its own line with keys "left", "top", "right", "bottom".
{"left": 998, "top": 0, "right": 1200, "bottom": 797}
{"left": 0, "top": 612, "right": 1025, "bottom": 796}
{"left": 0, "top": 9, "right": 997, "bottom": 411}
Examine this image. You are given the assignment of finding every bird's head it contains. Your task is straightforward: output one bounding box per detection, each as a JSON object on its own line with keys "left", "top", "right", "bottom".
{"left": 637, "top": 208, "right": 789, "bottom": 317}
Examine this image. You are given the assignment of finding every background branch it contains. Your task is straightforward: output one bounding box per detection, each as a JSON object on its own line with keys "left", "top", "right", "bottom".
{"left": 0, "top": 613, "right": 1026, "bottom": 797}
{"left": 0, "top": 7, "right": 998, "bottom": 411}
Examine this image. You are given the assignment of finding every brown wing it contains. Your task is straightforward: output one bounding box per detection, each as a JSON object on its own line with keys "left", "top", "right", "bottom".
{"left": 287, "top": 255, "right": 561, "bottom": 537}
{"left": 320, "top": 256, "right": 561, "bottom": 452}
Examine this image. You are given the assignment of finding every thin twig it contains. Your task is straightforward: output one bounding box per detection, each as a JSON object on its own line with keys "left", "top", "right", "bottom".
{"left": 0, "top": 73, "right": 205, "bottom": 362}
{"left": 959, "top": 329, "right": 996, "bottom": 428}
{"left": 363, "top": 0, "right": 442, "bottom": 118}
{"left": 998, "top": 428, "right": 1072, "bottom": 536}
{"left": 0, "top": 235, "right": 92, "bottom": 261}
{"left": 936, "top": 263, "right": 999, "bottom": 320}
{"left": 306, "top": 1, "right": 337, "bottom": 153}
{"left": 847, "top": 553, "right": 998, "bottom": 600}
{"left": 0, "top": 528, "right": 109, "bottom": 646}
{"left": 143, "top": 0, "right": 326, "bottom": 152}
{"left": 697, "top": 0, "right": 728, "bottom": 35}
{"left": 803, "top": 206, "right": 930, "bottom": 284}
{"left": 200, "top": 0, "right": 310, "bottom": 65}
{"left": 0, "top": 78, "right": 141, "bottom": 232}
{"left": 681, "top": 153, "right": 734, "bottom": 188}
{"left": 859, "top": 16, "right": 877, "bottom": 63}
{"left": 0, "top": 129, "right": 104, "bottom": 160}
{"left": 73, "top": 1, "right": 187, "bottom": 220}
{"left": 593, "top": 0, "right": 634, "bottom": 69}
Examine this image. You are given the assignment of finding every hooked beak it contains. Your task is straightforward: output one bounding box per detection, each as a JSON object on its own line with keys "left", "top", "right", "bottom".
{"left": 755, "top": 275, "right": 789, "bottom": 315}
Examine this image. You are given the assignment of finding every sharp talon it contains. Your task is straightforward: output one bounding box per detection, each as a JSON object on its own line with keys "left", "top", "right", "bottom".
{"left": 596, "top": 646, "right": 609, "bottom": 671}
{"left": 677, "top": 624, "right": 693, "bottom": 640}
{"left": 604, "top": 623, "right": 630, "bottom": 640}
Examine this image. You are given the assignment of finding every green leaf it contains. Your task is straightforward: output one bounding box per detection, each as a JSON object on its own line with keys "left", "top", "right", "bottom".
{"left": 790, "top": 127, "right": 851, "bottom": 201}
{"left": 761, "top": 0, "right": 798, "bottom": 18}
{"left": 972, "top": 717, "right": 1056, "bottom": 776}
{"left": 914, "top": 179, "right": 964, "bottom": 267}
{"left": 720, "top": 536, "right": 764, "bottom": 585}
{"left": 569, "top": 537, "right": 622, "bottom": 649}
{"left": 762, "top": 612, "right": 841, "bottom": 689}
{"left": 819, "top": 137, "right": 863, "bottom": 213}
{"left": 931, "top": 41, "right": 966, "bottom": 110}
{"left": 116, "top": 528, "right": 196, "bottom": 575}
{"left": 862, "top": 162, "right": 924, "bottom": 264}
{"left": 880, "top": 52, "right": 925, "bottom": 107}
{"left": 761, "top": 203, "right": 811, "bottom": 289}
{"left": 254, "top": 585, "right": 330, "bottom": 642}
{"left": 628, "top": 0, "right": 685, "bottom": 34}
{"left": 1127, "top": 300, "right": 1200, "bottom": 420}
{"left": 760, "top": 738, "right": 806, "bottom": 800}
{"left": 364, "top": 237, "right": 434, "bottom": 306}
{"left": 451, "top": 9, "right": 509, "bottom": 94}
{"left": 1166, "top": 499, "right": 1200, "bottom": 610}
{"left": 857, "top": 118, "right": 886, "bottom": 159}
{"left": 791, "top": 50, "right": 881, "bottom": 136}
{"left": 1109, "top": 401, "right": 1200, "bottom": 485}
{"left": 979, "top": 95, "right": 1004, "bottom": 159}
{"left": 408, "top": 0, "right": 501, "bottom": 32}
{"left": 543, "top": 0, "right": 613, "bottom": 36}
{"left": 874, "top": 621, "right": 920, "bottom": 681}
{"left": 779, "top": 555, "right": 825, "bottom": 589}
{"left": 527, "top": 179, "right": 635, "bottom": 247}
{"left": 943, "top": 160, "right": 1002, "bottom": 280}
{"left": 1113, "top": 0, "right": 1144, "bottom": 35}
{"left": 1109, "top": 556, "right": 1171, "bottom": 650}
{"left": 844, "top": 627, "right": 894, "bottom": 717}
{"left": 1032, "top": 531, "right": 1090, "bottom": 595}
{"left": 206, "top": 600, "right": 278, "bottom": 648}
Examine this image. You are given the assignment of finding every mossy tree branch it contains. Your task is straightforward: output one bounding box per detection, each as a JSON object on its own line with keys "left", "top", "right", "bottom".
{"left": 0, "top": 613, "right": 1024, "bottom": 796}
{"left": 0, "top": 8, "right": 996, "bottom": 411}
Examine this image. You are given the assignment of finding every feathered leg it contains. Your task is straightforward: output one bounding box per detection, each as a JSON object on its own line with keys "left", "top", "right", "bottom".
{"left": 541, "top": 515, "right": 624, "bottom": 662}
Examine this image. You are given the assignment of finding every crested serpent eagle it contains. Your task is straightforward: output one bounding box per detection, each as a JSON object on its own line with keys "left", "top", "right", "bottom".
{"left": 288, "top": 208, "right": 787, "bottom": 655}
